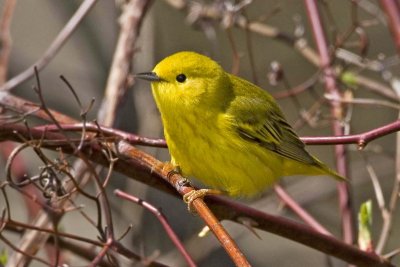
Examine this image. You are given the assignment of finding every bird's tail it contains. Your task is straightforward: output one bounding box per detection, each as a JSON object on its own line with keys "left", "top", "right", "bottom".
{"left": 312, "top": 156, "right": 347, "bottom": 181}
{"left": 283, "top": 156, "right": 347, "bottom": 181}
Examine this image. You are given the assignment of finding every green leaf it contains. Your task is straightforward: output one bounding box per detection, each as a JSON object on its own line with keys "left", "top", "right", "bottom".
{"left": 0, "top": 249, "right": 8, "bottom": 266}
{"left": 358, "top": 200, "right": 373, "bottom": 251}
{"left": 341, "top": 71, "right": 358, "bottom": 87}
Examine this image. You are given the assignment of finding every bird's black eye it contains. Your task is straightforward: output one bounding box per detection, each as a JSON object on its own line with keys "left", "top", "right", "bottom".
{"left": 176, "top": 74, "right": 186, "bottom": 83}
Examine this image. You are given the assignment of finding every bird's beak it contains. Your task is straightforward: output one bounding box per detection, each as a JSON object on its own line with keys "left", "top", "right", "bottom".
{"left": 135, "top": 72, "right": 162, "bottom": 82}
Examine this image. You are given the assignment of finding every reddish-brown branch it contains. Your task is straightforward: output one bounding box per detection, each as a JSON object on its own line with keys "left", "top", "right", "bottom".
{"left": 301, "top": 119, "right": 400, "bottom": 147}
{"left": 304, "top": 0, "right": 354, "bottom": 245}
{"left": 160, "top": 165, "right": 250, "bottom": 267}
{"left": 209, "top": 196, "right": 392, "bottom": 267}
{"left": 0, "top": 91, "right": 78, "bottom": 124}
{"left": 274, "top": 185, "right": 331, "bottom": 236}
{"left": 30, "top": 118, "right": 400, "bottom": 150}
{"left": 380, "top": 0, "right": 400, "bottom": 54}
{"left": 3, "top": 218, "right": 167, "bottom": 266}
{"left": 34, "top": 123, "right": 167, "bottom": 147}
{"left": 88, "top": 239, "right": 112, "bottom": 267}
{"left": 115, "top": 189, "right": 197, "bottom": 267}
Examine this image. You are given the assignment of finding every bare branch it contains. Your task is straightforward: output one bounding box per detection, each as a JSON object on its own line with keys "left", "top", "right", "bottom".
{"left": 0, "top": 0, "right": 16, "bottom": 84}
{"left": 115, "top": 189, "right": 197, "bottom": 267}
{"left": 304, "top": 0, "right": 353, "bottom": 244}
{"left": 99, "top": 0, "right": 152, "bottom": 126}
{"left": 0, "top": 0, "right": 98, "bottom": 91}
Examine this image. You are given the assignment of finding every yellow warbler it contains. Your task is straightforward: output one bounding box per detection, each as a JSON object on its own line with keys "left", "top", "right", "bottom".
{"left": 136, "top": 51, "right": 343, "bottom": 198}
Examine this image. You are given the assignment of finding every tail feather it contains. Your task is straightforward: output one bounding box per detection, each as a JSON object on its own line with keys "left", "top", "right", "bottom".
{"left": 283, "top": 156, "right": 347, "bottom": 181}
{"left": 312, "top": 156, "right": 346, "bottom": 181}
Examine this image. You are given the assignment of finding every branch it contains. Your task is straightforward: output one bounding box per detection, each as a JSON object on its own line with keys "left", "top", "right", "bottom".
{"left": 30, "top": 118, "right": 400, "bottom": 151}
{"left": 159, "top": 162, "right": 250, "bottom": 267}
{"left": 380, "top": 0, "right": 400, "bottom": 54}
{"left": 0, "top": 0, "right": 16, "bottom": 84}
{"left": 114, "top": 190, "right": 196, "bottom": 267}
{"left": 34, "top": 123, "right": 167, "bottom": 147}
{"left": 0, "top": 0, "right": 98, "bottom": 91}
{"left": 304, "top": 0, "right": 354, "bottom": 244}
{"left": 301, "top": 119, "right": 400, "bottom": 147}
{"left": 98, "top": 0, "right": 152, "bottom": 126}
{"left": 274, "top": 185, "right": 331, "bottom": 236}
{"left": 3, "top": 224, "right": 116, "bottom": 267}
{"left": 1, "top": 218, "right": 171, "bottom": 266}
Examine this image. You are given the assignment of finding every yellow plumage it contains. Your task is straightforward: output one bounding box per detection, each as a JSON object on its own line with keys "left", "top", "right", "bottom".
{"left": 136, "top": 51, "right": 343, "bottom": 197}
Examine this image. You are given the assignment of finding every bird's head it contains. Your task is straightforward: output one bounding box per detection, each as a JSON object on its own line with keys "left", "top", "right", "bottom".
{"left": 135, "top": 51, "right": 231, "bottom": 110}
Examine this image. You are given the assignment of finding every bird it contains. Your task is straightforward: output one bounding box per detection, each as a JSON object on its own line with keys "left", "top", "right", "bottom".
{"left": 135, "top": 51, "right": 343, "bottom": 206}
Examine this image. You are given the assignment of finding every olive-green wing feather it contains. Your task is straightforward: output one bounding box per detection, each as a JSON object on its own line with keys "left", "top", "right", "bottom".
{"left": 226, "top": 75, "right": 317, "bottom": 166}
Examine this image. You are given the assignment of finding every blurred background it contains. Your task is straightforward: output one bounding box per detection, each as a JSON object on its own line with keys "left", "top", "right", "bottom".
{"left": 1, "top": 0, "right": 400, "bottom": 266}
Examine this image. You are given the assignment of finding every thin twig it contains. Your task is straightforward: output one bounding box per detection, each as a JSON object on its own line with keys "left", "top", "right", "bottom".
{"left": 0, "top": 0, "right": 16, "bottom": 84}
{"left": 375, "top": 90, "right": 400, "bottom": 253}
{"left": 0, "top": 0, "right": 98, "bottom": 91}
{"left": 274, "top": 185, "right": 331, "bottom": 236}
{"left": 304, "top": 0, "right": 354, "bottom": 244}
{"left": 115, "top": 189, "right": 197, "bottom": 267}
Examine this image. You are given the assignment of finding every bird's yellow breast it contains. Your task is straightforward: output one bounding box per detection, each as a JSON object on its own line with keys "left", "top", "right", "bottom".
{"left": 161, "top": 107, "right": 284, "bottom": 197}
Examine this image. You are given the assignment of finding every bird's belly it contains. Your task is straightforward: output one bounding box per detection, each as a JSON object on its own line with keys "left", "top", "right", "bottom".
{"left": 165, "top": 123, "right": 284, "bottom": 197}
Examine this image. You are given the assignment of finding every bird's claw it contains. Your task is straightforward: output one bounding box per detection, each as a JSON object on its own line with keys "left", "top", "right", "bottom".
{"left": 166, "top": 165, "right": 182, "bottom": 181}
{"left": 183, "top": 189, "right": 223, "bottom": 213}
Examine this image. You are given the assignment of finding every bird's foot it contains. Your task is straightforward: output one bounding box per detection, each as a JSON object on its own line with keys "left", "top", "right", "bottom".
{"left": 183, "top": 189, "right": 223, "bottom": 213}
{"left": 164, "top": 163, "right": 181, "bottom": 177}
{"left": 163, "top": 163, "right": 223, "bottom": 213}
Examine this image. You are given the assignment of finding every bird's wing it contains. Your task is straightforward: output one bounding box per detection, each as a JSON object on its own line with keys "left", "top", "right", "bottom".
{"left": 226, "top": 76, "right": 316, "bottom": 165}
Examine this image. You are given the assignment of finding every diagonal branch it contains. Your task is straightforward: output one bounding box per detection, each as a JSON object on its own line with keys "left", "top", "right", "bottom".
{"left": 114, "top": 190, "right": 197, "bottom": 267}
{"left": 0, "top": 0, "right": 98, "bottom": 91}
